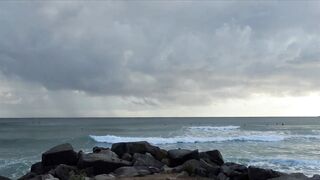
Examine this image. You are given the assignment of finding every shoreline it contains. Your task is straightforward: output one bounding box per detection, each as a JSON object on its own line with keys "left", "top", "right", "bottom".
{"left": 2, "top": 141, "right": 320, "bottom": 180}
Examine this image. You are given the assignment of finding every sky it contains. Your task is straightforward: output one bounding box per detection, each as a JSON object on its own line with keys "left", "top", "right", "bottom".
{"left": 0, "top": 1, "right": 320, "bottom": 117}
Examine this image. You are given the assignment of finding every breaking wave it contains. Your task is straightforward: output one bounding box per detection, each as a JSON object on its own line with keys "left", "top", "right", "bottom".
{"left": 90, "top": 125, "right": 320, "bottom": 145}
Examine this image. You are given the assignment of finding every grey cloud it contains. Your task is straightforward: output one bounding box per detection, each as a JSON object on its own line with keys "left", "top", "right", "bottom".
{"left": 0, "top": 1, "right": 320, "bottom": 107}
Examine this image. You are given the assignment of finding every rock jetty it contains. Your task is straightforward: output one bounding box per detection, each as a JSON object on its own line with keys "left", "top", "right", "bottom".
{"left": 3, "top": 141, "right": 319, "bottom": 180}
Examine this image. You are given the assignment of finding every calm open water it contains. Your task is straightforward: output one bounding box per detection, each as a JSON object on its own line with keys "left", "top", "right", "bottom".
{"left": 0, "top": 117, "right": 320, "bottom": 178}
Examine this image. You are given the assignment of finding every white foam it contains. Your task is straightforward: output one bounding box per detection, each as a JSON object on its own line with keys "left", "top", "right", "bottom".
{"left": 188, "top": 125, "right": 240, "bottom": 131}
{"left": 89, "top": 134, "right": 285, "bottom": 144}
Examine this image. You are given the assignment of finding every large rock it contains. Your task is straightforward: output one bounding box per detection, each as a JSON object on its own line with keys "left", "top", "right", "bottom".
{"left": 221, "top": 162, "right": 248, "bottom": 180}
{"left": 111, "top": 141, "right": 167, "bottom": 161}
{"left": 200, "top": 150, "right": 224, "bottom": 166}
{"left": 42, "top": 143, "right": 78, "bottom": 167}
{"left": 0, "top": 176, "right": 11, "bottom": 180}
{"left": 93, "top": 146, "right": 111, "bottom": 153}
{"left": 311, "top": 175, "right": 320, "bottom": 180}
{"left": 51, "top": 164, "right": 78, "bottom": 180}
{"left": 114, "top": 166, "right": 156, "bottom": 177}
{"left": 18, "top": 173, "right": 58, "bottom": 180}
{"left": 167, "top": 149, "right": 199, "bottom": 167}
{"left": 133, "top": 153, "right": 164, "bottom": 169}
{"left": 173, "top": 159, "right": 207, "bottom": 177}
{"left": 172, "top": 159, "right": 220, "bottom": 177}
{"left": 248, "top": 166, "right": 282, "bottom": 180}
{"left": 77, "top": 152, "right": 131, "bottom": 175}
{"left": 30, "top": 162, "right": 43, "bottom": 175}
{"left": 93, "top": 147, "right": 119, "bottom": 159}
{"left": 94, "top": 174, "right": 116, "bottom": 180}
{"left": 269, "top": 173, "right": 309, "bottom": 180}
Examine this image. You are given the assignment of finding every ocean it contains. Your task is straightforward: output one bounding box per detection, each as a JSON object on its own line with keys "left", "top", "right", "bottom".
{"left": 0, "top": 117, "right": 320, "bottom": 179}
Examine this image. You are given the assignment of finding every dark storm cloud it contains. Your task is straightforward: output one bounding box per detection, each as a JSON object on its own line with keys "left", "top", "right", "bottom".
{"left": 0, "top": 1, "right": 320, "bottom": 106}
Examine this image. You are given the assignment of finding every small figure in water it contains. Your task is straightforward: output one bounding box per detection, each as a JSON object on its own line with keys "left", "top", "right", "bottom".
{"left": 281, "top": 122, "right": 284, "bottom": 126}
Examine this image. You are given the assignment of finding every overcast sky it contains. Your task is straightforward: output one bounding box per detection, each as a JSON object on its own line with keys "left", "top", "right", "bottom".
{"left": 0, "top": 1, "right": 320, "bottom": 117}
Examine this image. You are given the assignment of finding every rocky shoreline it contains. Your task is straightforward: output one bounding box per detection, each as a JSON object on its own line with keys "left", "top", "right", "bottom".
{"left": 1, "top": 141, "right": 319, "bottom": 180}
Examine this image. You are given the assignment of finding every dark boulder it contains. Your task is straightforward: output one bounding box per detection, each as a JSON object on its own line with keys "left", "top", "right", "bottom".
{"left": 200, "top": 159, "right": 220, "bottom": 176}
{"left": 167, "top": 149, "right": 199, "bottom": 167}
{"left": 248, "top": 166, "right": 282, "bottom": 180}
{"left": 51, "top": 164, "right": 78, "bottom": 180}
{"left": 121, "top": 153, "right": 132, "bottom": 162}
{"left": 111, "top": 141, "right": 167, "bottom": 161}
{"left": 173, "top": 159, "right": 207, "bottom": 177}
{"left": 77, "top": 152, "right": 131, "bottom": 175}
{"left": 173, "top": 159, "right": 220, "bottom": 177}
{"left": 42, "top": 143, "right": 78, "bottom": 167}
{"left": 18, "top": 173, "right": 58, "bottom": 180}
{"left": 221, "top": 162, "right": 248, "bottom": 180}
{"left": 200, "top": 150, "right": 224, "bottom": 166}
{"left": 311, "top": 174, "right": 320, "bottom": 180}
{"left": 269, "top": 173, "right": 309, "bottom": 180}
{"left": 94, "top": 174, "right": 116, "bottom": 180}
{"left": 30, "top": 162, "right": 43, "bottom": 175}
{"left": 114, "top": 166, "right": 157, "bottom": 177}
{"left": 0, "top": 176, "right": 11, "bottom": 180}
{"left": 133, "top": 153, "right": 164, "bottom": 169}
{"left": 93, "top": 146, "right": 110, "bottom": 153}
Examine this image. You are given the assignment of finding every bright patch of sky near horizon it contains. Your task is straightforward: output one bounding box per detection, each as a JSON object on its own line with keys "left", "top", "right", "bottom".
{"left": 0, "top": 1, "right": 320, "bottom": 117}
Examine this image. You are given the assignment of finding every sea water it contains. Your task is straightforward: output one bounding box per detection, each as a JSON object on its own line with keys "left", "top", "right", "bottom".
{"left": 0, "top": 117, "right": 320, "bottom": 178}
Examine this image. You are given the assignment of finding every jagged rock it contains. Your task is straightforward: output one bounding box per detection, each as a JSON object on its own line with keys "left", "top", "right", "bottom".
{"left": 0, "top": 176, "right": 11, "bottom": 180}
{"left": 77, "top": 152, "right": 131, "bottom": 175}
{"left": 200, "top": 150, "right": 224, "bottom": 166}
{"left": 200, "top": 159, "right": 220, "bottom": 176}
{"left": 30, "top": 162, "right": 43, "bottom": 175}
{"left": 42, "top": 143, "right": 78, "bottom": 167}
{"left": 172, "top": 159, "right": 207, "bottom": 177}
{"left": 167, "top": 149, "right": 199, "bottom": 167}
{"left": 221, "top": 162, "right": 248, "bottom": 180}
{"left": 93, "top": 146, "right": 110, "bottom": 153}
{"left": 114, "top": 166, "right": 155, "bottom": 177}
{"left": 52, "top": 164, "right": 78, "bottom": 180}
{"left": 162, "top": 165, "right": 174, "bottom": 174}
{"left": 248, "top": 166, "right": 282, "bottom": 180}
{"left": 111, "top": 141, "right": 167, "bottom": 161}
{"left": 94, "top": 174, "right": 116, "bottom": 180}
{"left": 121, "top": 153, "right": 132, "bottom": 161}
{"left": 311, "top": 174, "right": 320, "bottom": 180}
{"left": 161, "top": 158, "right": 170, "bottom": 166}
{"left": 269, "top": 172, "right": 309, "bottom": 180}
{"left": 18, "top": 173, "right": 58, "bottom": 180}
{"left": 133, "top": 153, "right": 165, "bottom": 169}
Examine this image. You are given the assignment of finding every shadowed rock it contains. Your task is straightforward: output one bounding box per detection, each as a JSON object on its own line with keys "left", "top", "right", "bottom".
{"left": 42, "top": 143, "right": 78, "bottom": 167}
{"left": 111, "top": 141, "right": 167, "bottom": 161}
{"left": 248, "top": 166, "right": 282, "bottom": 180}
{"left": 133, "top": 153, "right": 164, "bottom": 169}
{"left": 200, "top": 150, "right": 224, "bottom": 166}
{"left": 269, "top": 173, "right": 309, "bottom": 180}
{"left": 221, "top": 162, "right": 248, "bottom": 180}
{"left": 51, "top": 164, "right": 78, "bottom": 180}
{"left": 114, "top": 166, "right": 158, "bottom": 177}
{"left": 0, "top": 176, "right": 11, "bottom": 180}
{"left": 168, "top": 149, "right": 199, "bottom": 167}
{"left": 77, "top": 152, "right": 131, "bottom": 175}
{"left": 94, "top": 174, "right": 116, "bottom": 180}
{"left": 30, "top": 162, "right": 43, "bottom": 175}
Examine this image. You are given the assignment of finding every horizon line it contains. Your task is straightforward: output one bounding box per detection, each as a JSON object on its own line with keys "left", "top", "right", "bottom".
{"left": 0, "top": 116, "right": 319, "bottom": 119}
